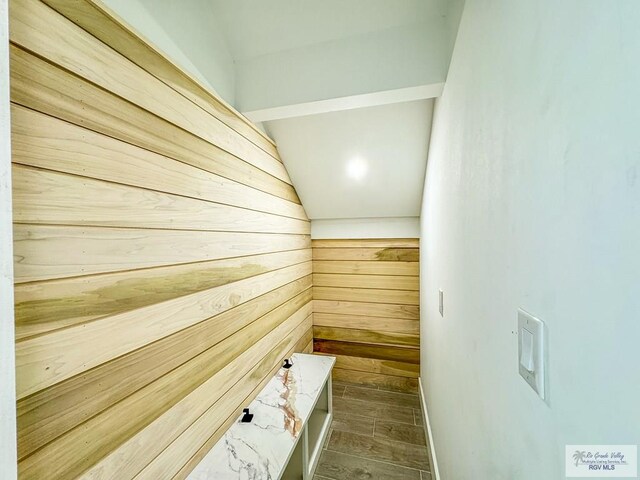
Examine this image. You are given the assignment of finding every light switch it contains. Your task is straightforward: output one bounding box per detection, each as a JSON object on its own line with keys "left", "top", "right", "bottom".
{"left": 520, "top": 328, "right": 534, "bottom": 372}
{"left": 438, "top": 289, "right": 444, "bottom": 317}
{"left": 518, "top": 309, "right": 545, "bottom": 399}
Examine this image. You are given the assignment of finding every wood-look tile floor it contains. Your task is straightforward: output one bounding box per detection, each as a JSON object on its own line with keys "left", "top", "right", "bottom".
{"left": 314, "top": 381, "right": 432, "bottom": 480}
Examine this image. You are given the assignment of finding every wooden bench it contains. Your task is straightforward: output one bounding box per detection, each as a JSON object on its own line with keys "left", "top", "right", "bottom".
{"left": 187, "top": 353, "right": 335, "bottom": 479}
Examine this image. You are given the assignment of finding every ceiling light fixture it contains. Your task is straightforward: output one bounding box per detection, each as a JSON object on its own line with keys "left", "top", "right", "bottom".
{"left": 346, "top": 157, "right": 368, "bottom": 181}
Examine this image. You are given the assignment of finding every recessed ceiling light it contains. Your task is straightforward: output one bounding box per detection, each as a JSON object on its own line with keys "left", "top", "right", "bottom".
{"left": 346, "top": 157, "right": 368, "bottom": 181}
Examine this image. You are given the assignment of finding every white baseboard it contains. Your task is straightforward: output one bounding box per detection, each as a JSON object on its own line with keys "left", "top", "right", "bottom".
{"left": 418, "top": 377, "right": 440, "bottom": 480}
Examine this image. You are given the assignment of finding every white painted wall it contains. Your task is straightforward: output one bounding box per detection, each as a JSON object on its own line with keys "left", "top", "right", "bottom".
{"left": 102, "top": 0, "right": 235, "bottom": 104}
{"left": 311, "top": 217, "right": 420, "bottom": 239}
{"left": 0, "top": 0, "right": 17, "bottom": 477}
{"left": 420, "top": 1, "right": 640, "bottom": 479}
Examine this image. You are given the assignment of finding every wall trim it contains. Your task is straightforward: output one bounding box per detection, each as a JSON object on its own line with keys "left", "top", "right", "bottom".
{"left": 418, "top": 377, "right": 440, "bottom": 480}
{"left": 0, "top": 0, "right": 17, "bottom": 477}
{"left": 311, "top": 217, "right": 420, "bottom": 239}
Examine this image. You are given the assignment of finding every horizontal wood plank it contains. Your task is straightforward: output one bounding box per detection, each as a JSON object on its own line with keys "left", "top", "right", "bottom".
{"left": 133, "top": 317, "right": 312, "bottom": 480}
{"left": 18, "top": 306, "right": 312, "bottom": 480}
{"left": 11, "top": 105, "right": 306, "bottom": 220}
{"left": 313, "top": 260, "right": 419, "bottom": 276}
{"left": 40, "top": 0, "right": 278, "bottom": 158}
{"left": 313, "top": 286, "right": 419, "bottom": 305}
{"left": 312, "top": 239, "right": 418, "bottom": 248}
{"left": 332, "top": 368, "right": 419, "bottom": 394}
{"left": 313, "top": 247, "right": 419, "bottom": 262}
{"left": 16, "top": 262, "right": 311, "bottom": 399}
{"left": 313, "top": 313, "right": 419, "bottom": 335}
{"left": 10, "top": 0, "right": 290, "bottom": 183}
{"left": 11, "top": 1, "right": 312, "bottom": 477}
{"left": 328, "top": 430, "right": 427, "bottom": 469}
{"left": 18, "top": 278, "right": 311, "bottom": 459}
{"left": 313, "top": 339, "right": 419, "bottom": 364}
{"left": 9, "top": 44, "right": 299, "bottom": 202}
{"left": 171, "top": 325, "right": 313, "bottom": 480}
{"left": 314, "top": 300, "right": 419, "bottom": 320}
{"left": 313, "top": 326, "right": 419, "bottom": 347}
{"left": 13, "top": 224, "right": 309, "bottom": 283}
{"left": 13, "top": 165, "right": 309, "bottom": 234}
{"left": 312, "top": 273, "right": 418, "bottom": 291}
{"left": 15, "top": 249, "right": 310, "bottom": 339}
{"left": 316, "top": 353, "right": 419, "bottom": 378}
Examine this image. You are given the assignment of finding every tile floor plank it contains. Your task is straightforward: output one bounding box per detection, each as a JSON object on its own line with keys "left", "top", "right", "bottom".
{"left": 374, "top": 419, "right": 427, "bottom": 446}
{"left": 343, "top": 386, "right": 420, "bottom": 409}
{"left": 332, "top": 396, "right": 415, "bottom": 425}
{"left": 331, "top": 412, "right": 375, "bottom": 436}
{"left": 328, "top": 431, "right": 430, "bottom": 470}
{"left": 316, "top": 449, "right": 421, "bottom": 480}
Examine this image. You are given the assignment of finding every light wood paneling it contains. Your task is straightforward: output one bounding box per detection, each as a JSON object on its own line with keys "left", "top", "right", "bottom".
{"left": 313, "top": 313, "right": 419, "bottom": 335}
{"left": 13, "top": 224, "right": 309, "bottom": 283}
{"left": 17, "top": 280, "right": 312, "bottom": 459}
{"left": 316, "top": 353, "right": 419, "bottom": 378}
{"left": 312, "top": 239, "right": 419, "bottom": 392}
{"left": 314, "top": 300, "right": 419, "bottom": 320}
{"left": 313, "top": 247, "right": 419, "bottom": 262}
{"left": 133, "top": 316, "right": 312, "bottom": 480}
{"left": 17, "top": 262, "right": 311, "bottom": 399}
{"left": 313, "top": 273, "right": 418, "bottom": 290}
{"left": 39, "top": 0, "right": 278, "bottom": 159}
{"left": 11, "top": 105, "right": 306, "bottom": 220}
{"left": 13, "top": 164, "right": 309, "bottom": 234}
{"left": 311, "top": 239, "right": 419, "bottom": 248}
{"left": 15, "top": 250, "right": 311, "bottom": 339}
{"left": 313, "top": 260, "right": 419, "bottom": 276}
{"left": 18, "top": 308, "right": 312, "bottom": 480}
{"left": 10, "top": 44, "right": 298, "bottom": 202}
{"left": 10, "top": 0, "right": 289, "bottom": 184}
{"left": 11, "top": 1, "right": 310, "bottom": 478}
{"left": 171, "top": 326, "right": 313, "bottom": 480}
{"left": 313, "top": 286, "right": 419, "bottom": 305}
{"left": 313, "top": 326, "right": 419, "bottom": 347}
{"left": 314, "top": 339, "right": 419, "bottom": 364}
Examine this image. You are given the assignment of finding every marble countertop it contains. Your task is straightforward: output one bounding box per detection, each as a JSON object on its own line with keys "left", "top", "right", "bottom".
{"left": 187, "top": 352, "right": 335, "bottom": 480}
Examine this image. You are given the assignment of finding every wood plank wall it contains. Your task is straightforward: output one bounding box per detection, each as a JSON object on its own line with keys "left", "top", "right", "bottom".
{"left": 312, "top": 239, "right": 420, "bottom": 393}
{"left": 9, "top": 0, "right": 312, "bottom": 478}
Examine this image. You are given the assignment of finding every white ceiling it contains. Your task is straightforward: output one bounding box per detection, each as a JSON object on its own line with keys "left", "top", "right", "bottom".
{"left": 114, "top": 0, "right": 463, "bottom": 229}
{"left": 266, "top": 100, "right": 434, "bottom": 219}
{"left": 209, "top": 0, "right": 447, "bottom": 60}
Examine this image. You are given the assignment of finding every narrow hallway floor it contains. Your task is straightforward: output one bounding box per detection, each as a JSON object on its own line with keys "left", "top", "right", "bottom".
{"left": 314, "top": 380, "right": 432, "bottom": 480}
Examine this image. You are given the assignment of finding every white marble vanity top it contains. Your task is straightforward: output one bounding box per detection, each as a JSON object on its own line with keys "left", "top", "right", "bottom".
{"left": 187, "top": 352, "right": 335, "bottom": 480}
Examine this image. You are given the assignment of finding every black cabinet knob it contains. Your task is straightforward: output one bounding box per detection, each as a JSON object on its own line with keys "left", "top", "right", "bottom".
{"left": 241, "top": 408, "right": 254, "bottom": 423}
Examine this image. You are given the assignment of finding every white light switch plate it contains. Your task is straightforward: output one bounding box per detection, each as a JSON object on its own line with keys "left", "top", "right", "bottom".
{"left": 438, "top": 289, "right": 444, "bottom": 317}
{"left": 518, "top": 309, "right": 545, "bottom": 399}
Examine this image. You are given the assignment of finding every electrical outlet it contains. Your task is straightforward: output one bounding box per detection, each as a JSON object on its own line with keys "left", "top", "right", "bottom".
{"left": 438, "top": 289, "right": 444, "bottom": 317}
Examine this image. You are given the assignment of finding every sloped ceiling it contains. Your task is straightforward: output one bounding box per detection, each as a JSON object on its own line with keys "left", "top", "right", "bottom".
{"left": 106, "top": 0, "right": 464, "bottom": 233}
{"left": 267, "top": 100, "right": 434, "bottom": 219}
{"left": 209, "top": 0, "right": 442, "bottom": 60}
